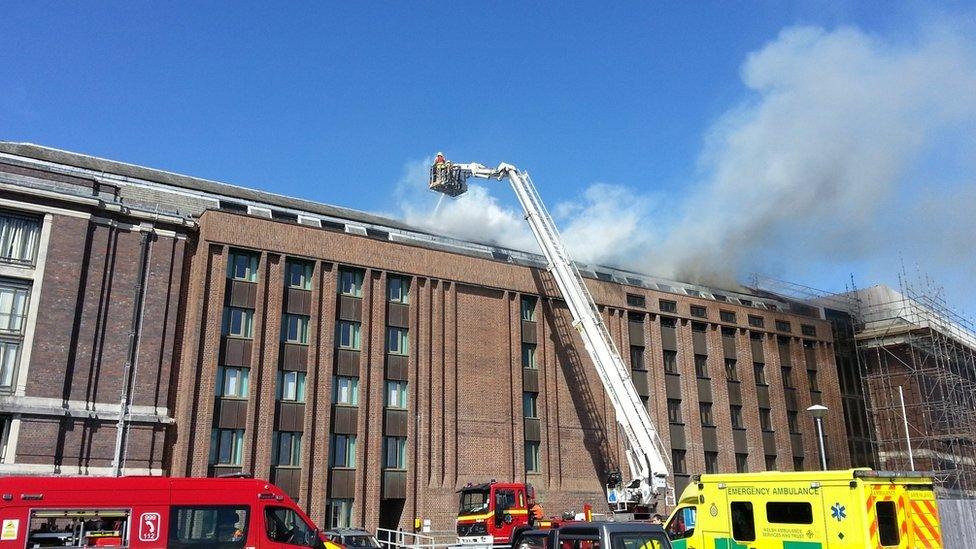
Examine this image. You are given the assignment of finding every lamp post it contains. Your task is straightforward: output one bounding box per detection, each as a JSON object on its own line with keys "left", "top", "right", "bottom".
{"left": 807, "top": 404, "right": 828, "bottom": 470}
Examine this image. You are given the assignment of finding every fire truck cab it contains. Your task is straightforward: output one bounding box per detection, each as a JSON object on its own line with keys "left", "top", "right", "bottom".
{"left": 0, "top": 476, "right": 325, "bottom": 548}
{"left": 456, "top": 482, "right": 538, "bottom": 546}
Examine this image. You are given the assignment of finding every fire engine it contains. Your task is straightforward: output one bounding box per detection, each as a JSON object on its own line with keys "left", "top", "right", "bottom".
{"left": 0, "top": 475, "right": 325, "bottom": 548}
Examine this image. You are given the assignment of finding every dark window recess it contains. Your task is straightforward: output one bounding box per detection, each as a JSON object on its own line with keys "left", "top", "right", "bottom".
{"left": 672, "top": 450, "right": 687, "bottom": 474}
{"left": 740, "top": 299, "right": 753, "bottom": 307}
{"left": 272, "top": 210, "right": 299, "bottom": 222}
{"left": 686, "top": 289, "right": 701, "bottom": 298}
{"left": 692, "top": 322, "right": 707, "bottom": 333}
{"left": 730, "top": 502, "right": 756, "bottom": 542}
{"left": 219, "top": 200, "right": 248, "bottom": 213}
{"left": 760, "top": 408, "right": 773, "bottom": 431}
{"left": 801, "top": 324, "right": 816, "bottom": 336}
{"left": 793, "top": 457, "right": 804, "bottom": 471}
{"left": 722, "top": 327, "right": 736, "bottom": 339}
{"left": 630, "top": 347, "right": 646, "bottom": 371}
{"left": 628, "top": 311, "right": 644, "bottom": 323}
{"left": 595, "top": 271, "right": 614, "bottom": 282}
{"left": 776, "top": 320, "right": 792, "bottom": 332}
{"left": 735, "top": 453, "right": 749, "bottom": 473}
{"left": 659, "top": 299, "right": 677, "bottom": 313}
{"left": 660, "top": 317, "right": 676, "bottom": 328}
{"left": 753, "top": 363, "right": 767, "bottom": 385}
{"left": 720, "top": 310, "right": 736, "bottom": 323}
{"left": 765, "top": 455, "right": 777, "bottom": 470}
{"left": 725, "top": 359, "right": 738, "bottom": 382}
{"left": 748, "top": 315, "right": 765, "bottom": 328}
{"left": 694, "top": 355, "right": 709, "bottom": 378}
{"left": 704, "top": 451, "right": 719, "bottom": 474}
{"left": 691, "top": 305, "right": 707, "bottom": 318}
{"left": 626, "top": 293, "right": 646, "bottom": 308}
{"left": 766, "top": 502, "right": 813, "bottom": 524}
{"left": 699, "top": 402, "right": 714, "bottom": 427}
{"left": 663, "top": 350, "right": 679, "bottom": 374}
{"left": 877, "top": 501, "right": 900, "bottom": 546}
{"left": 713, "top": 294, "right": 727, "bottom": 302}
{"left": 730, "top": 405, "right": 744, "bottom": 429}
{"left": 668, "top": 399, "right": 682, "bottom": 424}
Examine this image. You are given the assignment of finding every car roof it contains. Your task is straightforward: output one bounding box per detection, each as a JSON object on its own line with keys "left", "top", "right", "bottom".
{"left": 558, "top": 522, "right": 668, "bottom": 533}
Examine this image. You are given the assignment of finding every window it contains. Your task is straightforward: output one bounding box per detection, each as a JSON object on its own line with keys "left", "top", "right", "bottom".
{"left": 387, "top": 327, "right": 409, "bottom": 355}
{"left": 265, "top": 506, "right": 315, "bottom": 545}
{"left": 223, "top": 307, "right": 254, "bottom": 338}
{"left": 694, "top": 355, "right": 709, "bottom": 378}
{"left": 659, "top": 299, "right": 677, "bottom": 313}
{"left": 801, "top": 324, "right": 817, "bottom": 337}
{"left": 663, "top": 350, "right": 678, "bottom": 374}
{"left": 281, "top": 314, "right": 310, "bottom": 344}
{"left": 216, "top": 366, "right": 250, "bottom": 399}
{"left": 782, "top": 366, "right": 795, "bottom": 388}
{"left": 660, "top": 317, "right": 676, "bottom": 328}
{"left": 0, "top": 211, "right": 40, "bottom": 264}
{"left": 691, "top": 322, "right": 706, "bottom": 333}
{"left": 690, "top": 305, "right": 707, "bottom": 318}
{"left": 388, "top": 275, "right": 410, "bottom": 303}
{"left": 0, "top": 283, "right": 29, "bottom": 334}
{"left": 277, "top": 370, "right": 306, "bottom": 402}
{"left": 521, "top": 296, "right": 537, "bottom": 321}
{"left": 735, "top": 453, "right": 749, "bottom": 473}
{"left": 384, "top": 436, "right": 407, "bottom": 469}
{"left": 326, "top": 499, "right": 353, "bottom": 529}
{"left": 730, "top": 502, "right": 756, "bottom": 541}
{"left": 286, "top": 260, "right": 313, "bottom": 290}
{"left": 725, "top": 359, "right": 738, "bottom": 382}
{"left": 704, "top": 451, "right": 719, "bottom": 473}
{"left": 523, "top": 392, "right": 539, "bottom": 418}
{"left": 667, "top": 399, "right": 683, "bottom": 424}
{"left": 730, "top": 405, "right": 743, "bottom": 429}
{"left": 740, "top": 299, "right": 753, "bottom": 307}
{"left": 876, "top": 501, "right": 900, "bottom": 546}
{"left": 776, "top": 320, "right": 792, "bottom": 332}
{"left": 699, "top": 402, "right": 714, "bottom": 427}
{"left": 339, "top": 268, "right": 364, "bottom": 297}
{"left": 0, "top": 341, "right": 18, "bottom": 390}
{"left": 787, "top": 411, "right": 800, "bottom": 434}
{"left": 630, "top": 346, "right": 645, "bottom": 371}
{"left": 666, "top": 507, "right": 696, "bottom": 540}
{"left": 626, "top": 293, "right": 646, "bottom": 308}
{"left": 522, "top": 343, "right": 537, "bottom": 369}
{"left": 793, "top": 456, "right": 804, "bottom": 471}
{"left": 672, "top": 449, "right": 687, "bottom": 474}
{"left": 272, "top": 431, "right": 302, "bottom": 467}
{"left": 753, "top": 362, "right": 767, "bottom": 385}
{"left": 227, "top": 250, "right": 259, "bottom": 282}
{"left": 170, "top": 506, "right": 248, "bottom": 547}
{"left": 766, "top": 502, "right": 813, "bottom": 524}
{"left": 336, "top": 321, "right": 361, "bottom": 350}
{"left": 331, "top": 434, "right": 356, "bottom": 467}
{"left": 524, "top": 441, "right": 541, "bottom": 473}
{"left": 386, "top": 380, "right": 408, "bottom": 409}
{"left": 210, "top": 429, "right": 244, "bottom": 465}
{"left": 807, "top": 369, "right": 820, "bottom": 392}
{"left": 765, "top": 455, "right": 777, "bottom": 470}
{"left": 720, "top": 310, "right": 736, "bottom": 323}
{"left": 685, "top": 289, "right": 701, "bottom": 298}
{"left": 748, "top": 315, "right": 765, "bottom": 328}
{"left": 760, "top": 408, "right": 773, "bottom": 431}
{"left": 333, "top": 376, "right": 359, "bottom": 405}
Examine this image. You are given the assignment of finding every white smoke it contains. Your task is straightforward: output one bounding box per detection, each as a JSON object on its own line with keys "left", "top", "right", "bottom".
{"left": 393, "top": 23, "right": 976, "bottom": 296}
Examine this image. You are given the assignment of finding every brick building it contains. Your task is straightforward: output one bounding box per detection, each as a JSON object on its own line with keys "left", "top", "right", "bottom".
{"left": 0, "top": 142, "right": 851, "bottom": 531}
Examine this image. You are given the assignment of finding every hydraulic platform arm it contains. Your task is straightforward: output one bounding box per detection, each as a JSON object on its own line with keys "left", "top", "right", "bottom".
{"left": 430, "top": 159, "right": 671, "bottom": 510}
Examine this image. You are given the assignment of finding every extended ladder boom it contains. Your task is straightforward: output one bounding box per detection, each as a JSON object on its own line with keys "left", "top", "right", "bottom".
{"left": 430, "top": 159, "right": 670, "bottom": 509}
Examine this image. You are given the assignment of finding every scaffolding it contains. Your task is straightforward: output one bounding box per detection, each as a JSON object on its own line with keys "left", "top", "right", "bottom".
{"left": 854, "top": 274, "right": 976, "bottom": 497}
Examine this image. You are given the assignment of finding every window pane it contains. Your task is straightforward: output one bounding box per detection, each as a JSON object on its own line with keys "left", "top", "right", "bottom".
{"left": 730, "top": 502, "right": 756, "bottom": 541}
{"left": 339, "top": 269, "right": 363, "bottom": 297}
{"left": 877, "top": 501, "right": 900, "bottom": 546}
{"left": 0, "top": 341, "right": 19, "bottom": 388}
{"left": 337, "top": 322, "right": 361, "bottom": 350}
{"left": 170, "top": 506, "right": 248, "bottom": 546}
{"left": 522, "top": 344, "right": 536, "bottom": 369}
{"left": 335, "top": 377, "right": 359, "bottom": 405}
{"left": 387, "top": 328, "right": 408, "bottom": 355}
{"left": 0, "top": 213, "right": 40, "bottom": 263}
{"left": 766, "top": 502, "right": 813, "bottom": 524}
{"left": 521, "top": 297, "right": 536, "bottom": 321}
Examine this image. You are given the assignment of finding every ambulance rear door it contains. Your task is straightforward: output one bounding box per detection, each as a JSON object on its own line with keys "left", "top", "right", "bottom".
{"left": 819, "top": 480, "right": 864, "bottom": 549}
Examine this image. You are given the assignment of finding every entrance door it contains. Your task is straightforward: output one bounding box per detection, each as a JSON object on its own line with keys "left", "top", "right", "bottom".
{"left": 378, "top": 500, "right": 405, "bottom": 532}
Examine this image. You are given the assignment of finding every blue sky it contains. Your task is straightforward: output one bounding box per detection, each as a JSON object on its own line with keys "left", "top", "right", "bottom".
{"left": 2, "top": 2, "right": 975, "bottom": 316}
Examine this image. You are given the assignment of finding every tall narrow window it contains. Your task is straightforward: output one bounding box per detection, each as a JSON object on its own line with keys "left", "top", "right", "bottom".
{"left": 667, "top": 399, "right": 683, "bottom": 424}
{"left": 699, "top": 402, "right": 714, "bottom": 427}
{"left": 387, "top": 327, "right": 409, "bottom": 355}
{"left": 787, "top": 411, "right": 800, "bottom": 434}
{"left": 760, "top": 408, "right": 773, "bottom": 432}
{"left": 630, "top": 347, "right": 646, "bottom": 371}
{"left": 388, "top": 276, "right": 409, "bottom": 303}
{"left": 385, "top": 380, "right": 408, "bottom": 409}
{"left": 765, "top": 455, "right": 777, "bottom": 471}
{"left": 336, "top": 321, "right": 361, "bottom": 350}
{"left": 730, "top": 405, "right": 744, "bottom": 429}
{"left": 0, "top": 283, "right": 29, "bottom": 334}
{"left": 524, "top": 441, "right": 541, "bottom": 473}
{"left": 210, "top": 428, "right": 244, "bottom": 465}
{"left": 276, "top": 371, "right": 306, "bottom": 402}
{"left": 694, "top": 355, "right": 709, "bottom": 378}
{"left": 522, "top": 343, "right": 537, "bottom": 369}
{"left": 223, "top": 307, "right": 254, "bottom": 338}
{"left": 327, "top": 499, "right": 353, "bottom": 529}
{"left": 227, "top": 250, "right": 259, "bottom": 282}
{"left": 282, "top": 314, "right": 310, "bottom": 344}
{"left": 672, "top": 450, "right": 687, "bottom": 474}
{"left": 753, "top": 363, "right": 767, "bottom": 385}
{"left": 522, "top": 392, "right": 539, "bottom": 418}
{"left": 215, "top": 366, "right": 250, "bottom": 399}
{"left": 0, "top": 211, "right": 41, "bottom": 265}
{"left": 0, "top": 340, "right": 21, "bottom": 390}
{"left": 384, "top": 437, "right": 407, "bottom": 469}
{"left": 339, "top": 269, "right": 364, "bottom": 297}
{"left": 272, "top": 431, "right": 302, "bottom": 467}
{"left": 331, "top": 434, "right": 357, "bottom": 468}
{"left": 333, "top": 376, "right": 359, "bottom": 405}
{"left": 663, "top": 350, "right": 678, "bottom": 374}
{"left": 521, "top": 296, "right": 537, "bottom": 321}
{"left": 725, "top": 359, "right": 738, "bottom": 381}
{"left": 704, "top": 451, "right": 719, "bottom": 473}
{"left": 735, "top": 453, "right": 749, "bottom": 473}
{"left": 807, "top": 369, "right": 820, "bottom": 392}
{"left": 782, "top": 366, "right": 795, "bottom": 388}
{"left": 286, "top": 260, "right": 313, "bottom": 290}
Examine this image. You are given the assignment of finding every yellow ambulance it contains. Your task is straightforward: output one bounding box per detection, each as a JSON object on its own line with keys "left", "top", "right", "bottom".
{"left": 664, "top": 469, "right": 942, "bottom": 548}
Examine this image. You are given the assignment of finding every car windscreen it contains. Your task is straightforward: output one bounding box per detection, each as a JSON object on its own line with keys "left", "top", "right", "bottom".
{"left": 459, "top": 490, "right": 490, "bottom": 514}
{"left": 611, "top": 531, "right": 671, "bottom": 549}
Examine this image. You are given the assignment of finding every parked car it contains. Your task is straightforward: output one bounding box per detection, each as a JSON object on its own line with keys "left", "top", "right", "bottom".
{"left": 324, "top": 527, "right": 382, "bottom": 549}
{"left": 516, "top": 521, "right": 672, "bottom": 549}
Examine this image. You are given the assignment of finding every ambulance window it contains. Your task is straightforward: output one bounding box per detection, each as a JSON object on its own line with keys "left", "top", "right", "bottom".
{"left": 169, "top": 505, "right": 249, "bottom": 548}
{"left": 665, "top": 507, "right": 695, "bottom": 540}
{"left": 876, "top": 501, "right": 900, "bottom": 546}
{"left": 730, "top": 502, "right": 756, "bottom": 542}
{"left": 766, "top": 502, "right": 813, "bottom": 524}
{"left": 265, "top": 506, "right": 316, "bottom": 546}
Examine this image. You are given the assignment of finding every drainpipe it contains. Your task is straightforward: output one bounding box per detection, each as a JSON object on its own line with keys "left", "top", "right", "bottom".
{"left": 111, "top": 226, "right": 154, "bottom": 476}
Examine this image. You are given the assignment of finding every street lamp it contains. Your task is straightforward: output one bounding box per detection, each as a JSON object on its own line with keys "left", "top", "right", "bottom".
{"left": 807, "top": 404, "right": 828, "bottom": 470}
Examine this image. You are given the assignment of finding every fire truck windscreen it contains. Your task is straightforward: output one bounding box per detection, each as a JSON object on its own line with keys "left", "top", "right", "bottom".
{"left": 458, "top": 489, "right": 490, "bottom": 514}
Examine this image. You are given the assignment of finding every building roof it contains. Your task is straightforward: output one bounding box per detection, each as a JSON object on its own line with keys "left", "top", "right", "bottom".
{"left": 0, "top": 141, "right": 792, "bottom": 313}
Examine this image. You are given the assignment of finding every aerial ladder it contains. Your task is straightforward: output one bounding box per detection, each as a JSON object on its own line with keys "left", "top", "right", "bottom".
{"left": 429, "top": 155, "right": 672, "bottom": 513}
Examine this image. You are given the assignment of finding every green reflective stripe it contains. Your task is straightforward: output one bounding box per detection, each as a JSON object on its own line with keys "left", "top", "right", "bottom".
{"left": 670, "top": 539, "right": 687, "bottom": 549}
{"left": 713, "top": 539, "right": 748, "bottom": 549}
{"left": 782, "top": 542, "right": 822, "bottom": 549}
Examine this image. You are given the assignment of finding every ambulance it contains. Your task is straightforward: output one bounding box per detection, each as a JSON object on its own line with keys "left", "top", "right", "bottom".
{"left": 0, "top": 475, "right": 325, "bottom": 548}
{"left": 664, "top": 469, "right": 942, "bottom": 549}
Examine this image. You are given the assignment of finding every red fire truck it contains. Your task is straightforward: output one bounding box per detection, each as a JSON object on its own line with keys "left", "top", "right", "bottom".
{"left": 0, "top": 476, "right": 325, "bottom": 548}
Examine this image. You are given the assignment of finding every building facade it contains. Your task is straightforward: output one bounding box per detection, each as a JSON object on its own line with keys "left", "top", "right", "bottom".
{"left": 0, "top": 142, "right": 852, "bottom": 531}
